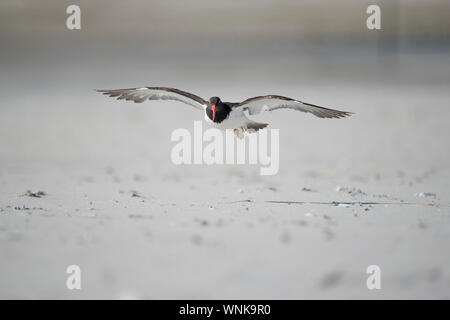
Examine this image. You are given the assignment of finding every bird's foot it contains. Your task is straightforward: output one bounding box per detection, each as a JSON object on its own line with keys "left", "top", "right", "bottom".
{"left": 233, "top": 128, "right": 245, "bottom": 140}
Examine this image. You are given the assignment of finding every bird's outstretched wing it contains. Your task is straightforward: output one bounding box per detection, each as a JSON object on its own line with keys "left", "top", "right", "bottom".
{"left": 229, "top": 95, "right": 352, "bottom": 119}
{"left": 97, "top": 87, "right": 207, "bottom": 110}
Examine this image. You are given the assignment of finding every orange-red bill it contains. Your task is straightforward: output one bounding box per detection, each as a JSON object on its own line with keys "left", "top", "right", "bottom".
{"left": 212, "top": 105, "right": 217, "bottom": 121}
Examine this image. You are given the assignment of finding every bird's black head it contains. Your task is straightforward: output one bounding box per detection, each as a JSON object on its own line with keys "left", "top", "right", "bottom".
{"left": 207, "top": 97, "right": 221, "bottom": 106}
{"left": 206, "top": 96, "right": 230, "bottom": 123}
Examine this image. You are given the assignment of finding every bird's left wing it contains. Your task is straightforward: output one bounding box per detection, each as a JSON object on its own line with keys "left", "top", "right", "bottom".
{"left": 97, "top": 87, "right": 207, "bottom": 110}
{"left": 229, "top": 95, "right": 352, "bottom": 119}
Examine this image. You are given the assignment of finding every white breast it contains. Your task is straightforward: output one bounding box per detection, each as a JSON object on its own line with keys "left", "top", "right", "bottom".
{"left": 204, "top": 108, "right": 249, "bottom": 130}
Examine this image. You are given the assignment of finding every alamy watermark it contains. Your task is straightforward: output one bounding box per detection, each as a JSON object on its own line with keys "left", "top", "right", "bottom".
{"left": 66, "top": 5, "right": 81, "bottom": 30}
{"left": 366, "top": 5, "right": 381, "bottom": 30}
{"left": 66, "top": 265, "right": 81, "bottom": 290}
{"left": 366, "top": 265, "right": 381, "bottom": 290}
{"left": 170, "top": 121, "right": 279, "bottom": 175}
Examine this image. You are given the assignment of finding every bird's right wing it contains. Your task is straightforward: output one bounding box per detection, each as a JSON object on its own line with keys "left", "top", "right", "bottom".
{"left": 229, "top": 95, "right": 352, "bottom": 119}
{"left": 97, "top": 87, "right": 207, "bottom": 110}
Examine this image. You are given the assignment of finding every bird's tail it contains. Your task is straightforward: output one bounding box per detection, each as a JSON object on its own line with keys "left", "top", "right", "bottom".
{"left": 246, "top": 122, "right": 268, "bottom": 132}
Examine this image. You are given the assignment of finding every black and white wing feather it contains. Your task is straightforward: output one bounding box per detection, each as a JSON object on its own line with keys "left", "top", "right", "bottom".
{"left": 229, "top": 95, "right": 351, "bottom": 119}
{"left": 97, "top": 87, "right": 207, "bottom": 110}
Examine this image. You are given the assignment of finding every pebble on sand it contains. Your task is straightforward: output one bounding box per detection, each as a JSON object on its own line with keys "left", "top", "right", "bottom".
{"left": 21, "top": 190, "right": 46, "bottom": 198}
{"left": 335, "top": 186, "right": 367, "bottom": 197}
{"left": 301, "top": 187, "right": 317, "bottom": 192}
{"left": 414, "top": 192, "right": 437, "bottom": 198}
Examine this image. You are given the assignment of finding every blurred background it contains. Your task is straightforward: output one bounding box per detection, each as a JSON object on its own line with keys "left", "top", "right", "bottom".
{"left": 1, "top": 0, "right": 449, "bottom": 170}
{"left": 1, "top": 0, "right": 450, "bottom": 90}
{"left": 1, "top": 0, "right": 450, "bottom": 299}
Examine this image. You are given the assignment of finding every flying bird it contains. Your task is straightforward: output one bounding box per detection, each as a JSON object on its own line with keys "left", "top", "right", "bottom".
{"left": 98, "top": 87, "right": 352, "bottom": 138}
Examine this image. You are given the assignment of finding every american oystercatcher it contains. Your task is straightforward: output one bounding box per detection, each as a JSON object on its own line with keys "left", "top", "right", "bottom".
{"left": 98, "top": 87, "right": 352, "bottom": 138}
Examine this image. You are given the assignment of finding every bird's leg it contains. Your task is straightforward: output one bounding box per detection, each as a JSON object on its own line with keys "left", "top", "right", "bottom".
{"left": 233, "top": 128, "right": 245, "bottom": 140}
